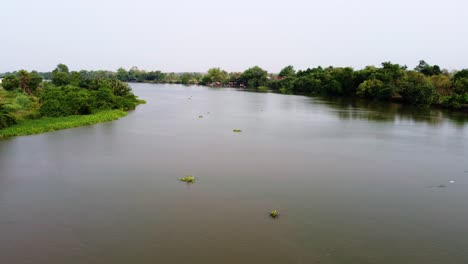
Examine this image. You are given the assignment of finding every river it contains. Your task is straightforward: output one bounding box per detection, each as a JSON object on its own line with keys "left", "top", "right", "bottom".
{"left": 1, "top": 83, "right": 467, "bottom": 264}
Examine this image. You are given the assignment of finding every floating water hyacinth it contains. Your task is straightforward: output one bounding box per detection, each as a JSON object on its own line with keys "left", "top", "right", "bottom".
{"left": 270, "top": 210, "right": 279, "bottom": 218}
{"left": 180, "top": 175, "right": 196, "bottom": 183}
{"left": 233, "top": 129, "right": 242, "bottom": 133}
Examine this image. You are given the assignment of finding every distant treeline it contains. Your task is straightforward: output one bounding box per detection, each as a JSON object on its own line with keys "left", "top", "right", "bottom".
{"left": 2, "top": 60, "right": 467, "bottom": 109}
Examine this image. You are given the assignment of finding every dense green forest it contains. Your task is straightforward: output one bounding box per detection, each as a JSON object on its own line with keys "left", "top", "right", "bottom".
{"left": 268, "top": 61, "right": 468, "bottom": 109}
{"left": 2, "top": 61, "right": 468, "bottom": 118}
{"left": 110, "top": 61, "right": 466, "bottom": 109}
{"left": 0, "top": 64, "right": 143, "bottom": 134}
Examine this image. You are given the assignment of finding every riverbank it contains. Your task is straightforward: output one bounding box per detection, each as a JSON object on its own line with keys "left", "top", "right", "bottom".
{"left": 0, "top": 109, "right": 128, "bottom": 138}
{"left": 0, "top": 64, "right": 146, "bottom": 138}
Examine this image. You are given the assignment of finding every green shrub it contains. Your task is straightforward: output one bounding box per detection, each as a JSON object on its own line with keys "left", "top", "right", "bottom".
{"left": 40, "top": 81, "right": 142, "bottom": 117}
{"left": 454, "top": 78, "right": 468, "bottom": 94}
{"left": 104, "top": 79, "right": 132, "bottom": 96}
{"left": 400, "top": 71, "right": 436, "bottom": 106}
{"left": 115, "top": 94, "right": 139, "bottom": 110}
{"left": 91, "top": 87, "right": 115, "bottom": 111}
{"left": 3, "top": 91, "right": 34, "bottom": 112}
{"left": 0, "top": 103, "right": 17, "bottom": 129}
{"left": 40, "top": 85, "right": 93, "bottom": 116}
{"left": 1, "top": 75, "right": 20, "bottom": 91}
{"left": 440, "top": 94, "right": 468, "bottom": 108}
{"left": 357, "top": 79, "right": 384, "bottom": 98}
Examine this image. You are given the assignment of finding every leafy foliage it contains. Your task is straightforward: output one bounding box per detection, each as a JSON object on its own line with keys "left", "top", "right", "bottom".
{"left": 1, "top": 70, "right": 42, "bottom": 95}
{"left": 38, "top": 64, "right": 142, "bottom": 117}
{"left": 1, "top": 75, "right": 20, "bottom": 91}
{"left": 40, "top": 85, "right": 91, "bottom": 116}
{"left": 399, "top": 71, "right": 436, "bottom": 106}
{"left": 357, "top": 79, "right": 385, "bottom": 98}
{"left": 201, "top": 68, "right": 229, "bottom": 85}
{"left": 2, "top": 61, "right": 468, "bottom": 111}
{"left": 453, "top": 69, "right": 468, "bottom": 81}
{"left": 278, "top": 65, "right": 296, "bottom": 78}
{"left": 415, "top": 60, "right": 441, "bottom": 76}
{"left": 0, "top": 103, "right": 17, "bottom": 129}
{"left": 266, "top": 61, "right": 467, "bottom": 108}
{"left": 51, "top": 63, "right": 71, "bottom": 86}
{"left": 240, "top": 66, "right": 268, "bottom": 88}
{"left": 0, "top": 64, "right": 143, "bottom": 137}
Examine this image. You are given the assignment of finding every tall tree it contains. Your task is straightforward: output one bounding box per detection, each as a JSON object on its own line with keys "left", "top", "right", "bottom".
{"left": 52, "top": 64, "right": 71, "bottom": 86}
{"left": 116, "top": 68, "right": 129, "bottom": 81}
{"left": 18, "top": 70, "right": 32, "bottom": 95}
{"left": 201, "top": 68, "right": 229, "bottom": 85}
{"left": 240, "top": 66, "right": 269, "bottom": 88}
{"left": 278, "top": 65, "right": 296, "bottom": 78}
{"left": 415, "top": 60, "right": 442, "bottom": 76}
{"left": 28, "top": 71, "right": 43, "bottom": 92}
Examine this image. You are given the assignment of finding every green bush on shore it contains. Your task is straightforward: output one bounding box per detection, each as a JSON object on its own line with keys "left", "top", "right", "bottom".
{"left": 0, "top": 64, "right": 144, "bottom": 134}
{"left": 40, "top": 81, "right": 141, "bottom": 117}
{"left": 0, "top": 103, "right": 17, "bottom": 129}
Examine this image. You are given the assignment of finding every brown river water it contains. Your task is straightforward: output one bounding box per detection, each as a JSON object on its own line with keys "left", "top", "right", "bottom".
{"left": 1, "top": 83, "right": 468, "bottom": 264}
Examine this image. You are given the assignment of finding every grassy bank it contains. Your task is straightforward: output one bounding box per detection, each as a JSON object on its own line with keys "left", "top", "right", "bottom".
{"left": 0, "top": 109, "right": 128, "bottom": 138}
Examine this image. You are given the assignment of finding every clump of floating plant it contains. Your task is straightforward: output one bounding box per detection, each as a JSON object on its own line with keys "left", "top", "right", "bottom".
{"left": 198, "top": 115, "right": 203, "bottom": 118}
{"left": 233, "top": 129, "right": 242, "bottom": 133}
{"left": 270, "top": 210, "right": 279, "bottom": 218}
{"left": 180, "top": 175, "right": 196, "bottom": 183}
{"left": 256, "top": 86, "right": 269, "bottom": 92}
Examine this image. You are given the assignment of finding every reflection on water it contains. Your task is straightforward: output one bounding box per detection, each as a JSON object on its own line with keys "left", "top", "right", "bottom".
{"left": 319, "top": 96, "right": 468, "bottom": 127}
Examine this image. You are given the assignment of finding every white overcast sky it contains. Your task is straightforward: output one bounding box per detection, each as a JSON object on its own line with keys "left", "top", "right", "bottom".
{"left": 1, "top": 0, "right": 467, "bottom": 72}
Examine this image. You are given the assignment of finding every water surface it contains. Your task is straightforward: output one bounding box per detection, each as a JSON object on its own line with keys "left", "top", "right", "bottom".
{"left": 1, "top": 83, "right": 468, "bottom": 264}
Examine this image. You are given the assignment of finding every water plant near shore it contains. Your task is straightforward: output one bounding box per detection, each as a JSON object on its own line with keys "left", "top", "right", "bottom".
{"left": 0, "top": 110, "right": 127, "bottom": 138}
{"left": 233, "top": 129, "right": 242, "bottom": 132}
